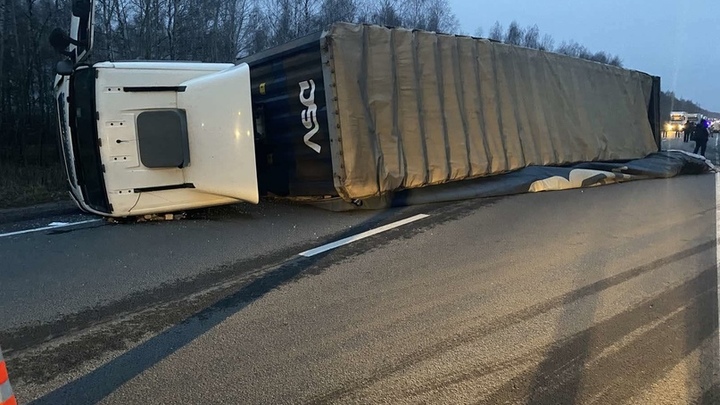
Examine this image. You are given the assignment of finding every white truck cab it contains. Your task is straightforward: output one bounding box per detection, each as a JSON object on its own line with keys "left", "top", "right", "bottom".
{"left": 51, "top": 1, "right": 258, "bottom": 217}
{"left": 686, "top": 113, "right": 705, "bottom": 126}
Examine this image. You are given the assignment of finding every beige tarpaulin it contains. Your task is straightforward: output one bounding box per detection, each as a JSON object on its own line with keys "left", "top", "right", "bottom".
{"left": 321, "top": 23, "right": 659, "bottom": 201}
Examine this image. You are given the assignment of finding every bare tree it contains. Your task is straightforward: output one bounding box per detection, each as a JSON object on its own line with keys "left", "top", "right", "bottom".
{"left": 397, "top": 0, "right": 457, "bottom": 32}
{"left": 488, "top": 21, "right": 502, "bottom": 41}
{"left": 228, "top": 0, "right": 255, "bottom": 58}
{"left": 243, "top": 4, "right": 269, "bottom": 55}
{"left": 504, "top": 20, "right": 523, "bottom": 46}
{"left": 398, "top": 0, "right": 423, "bottom": 29}
{"left": 370, "top": 0, "right": 402, "bottom": 27}
{"left": 539, "top": 33, "right": 554, "bottom": 51}
{"left": 474, "top": 26, "right": 483, "bottom": 37}
{"left": 262, "top": 0, "right": 321, "bottom": 47}
{"left": 523, "top": 24, "right": 539, "bottom": 49}
{"left": 424, "top": 0, "right": 458, "bottom": 32}
{"left": 556, "top": 40, "right": 583, "bottom": 57}
{"left": 591, "top": 51, "right": 609, "bottom": 64}
{"left": 0, "top": 0, "right": 7, "bottom": 141}
{"left": 556, "top": 39, "right": 622, "bottom": 67}
{"left": 316, "top": 0, "right": 357, "bottom": 29}
{"left": 269, "top": 0, "right": 295, "bottom": 45}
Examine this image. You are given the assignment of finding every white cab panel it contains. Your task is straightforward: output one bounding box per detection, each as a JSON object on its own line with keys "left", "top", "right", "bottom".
{"left": 178, "top": 63, "right": 259, "bottom": 204}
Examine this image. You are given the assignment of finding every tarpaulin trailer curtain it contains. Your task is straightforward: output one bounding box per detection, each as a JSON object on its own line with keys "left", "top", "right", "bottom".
{"left": 321, "top": 23, "right": 660, "bottom": 201}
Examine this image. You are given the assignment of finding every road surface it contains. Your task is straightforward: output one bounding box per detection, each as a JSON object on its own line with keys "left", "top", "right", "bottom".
{"left": 1, "top": 150, "right": 719, "bottom": 403}
{"left": 662, "top": 132, "right": 720, "bottom": 164}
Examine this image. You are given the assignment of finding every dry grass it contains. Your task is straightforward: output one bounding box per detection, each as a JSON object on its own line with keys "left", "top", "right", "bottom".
{"left": 0, "top": 163, "right": 68, "bottom": 209}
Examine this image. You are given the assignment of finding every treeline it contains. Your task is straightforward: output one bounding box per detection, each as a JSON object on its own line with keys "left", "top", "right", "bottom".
{"left": 481, "top": 21, "right": 719, "bottom": 119}
{"left": 0, "top": 0, "right": 459, "bottom": 167}
{"left": 0, "top": 0, "right": 72, "bottom": 167}
{"left": 90, "top": 0, "right": 459, "bottom": 62}
{"left": 479, "top": 20, "right": 623, "bottom": 67}
{"left": 660, "top": 91, "right": 718, "bottom": 119}
{"left": 0, "top": 0, "right": 714, "bottom": 172}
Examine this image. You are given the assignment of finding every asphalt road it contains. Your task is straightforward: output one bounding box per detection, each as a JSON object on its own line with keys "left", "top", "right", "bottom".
{"left": 662, "top": 132, "right": 720, "bottom": 164}
{"left": 1, "top": 149, "right": 719, "bottom": 403}
{"left": 0, "top": 200, "right": 403, "bottom": 330}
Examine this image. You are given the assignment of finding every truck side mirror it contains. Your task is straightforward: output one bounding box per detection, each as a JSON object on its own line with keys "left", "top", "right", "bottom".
{"left": 49, "top": 28, "right": 76, "bottom": 57}
{"left": 55, "top": 60, "right": 74, "bottom": 76}
{"left": 49, "top": 28, "right": 71, "bottom": 49}
{"left": 72, "top": 0, "right": 91, "bottom": 18}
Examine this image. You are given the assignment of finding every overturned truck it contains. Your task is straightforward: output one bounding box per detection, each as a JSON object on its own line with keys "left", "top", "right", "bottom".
{"left": 51, "top": 3, "right": 662, "bottom": 218}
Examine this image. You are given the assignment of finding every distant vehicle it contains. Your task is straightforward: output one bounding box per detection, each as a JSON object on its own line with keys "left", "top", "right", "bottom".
{"left": 666, "top": 111, "right": 687, "bottom": 133}
{"left": 686, "top": 113, "right": 706, "bottom": 126}
{"left": 711, "top": 120, "right": 720, "bottom": 134}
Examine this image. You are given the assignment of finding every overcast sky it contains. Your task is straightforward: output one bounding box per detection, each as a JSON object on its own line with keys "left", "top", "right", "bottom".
{"left": 449, "top": 0, "right": 720, "bottom": 113}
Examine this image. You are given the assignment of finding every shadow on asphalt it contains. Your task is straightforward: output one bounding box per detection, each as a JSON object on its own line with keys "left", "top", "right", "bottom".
{"left": 480, "top": 267, "right": 719, "bottom": 404}
{"left": 303, "top": 241, "right": 719, "bottom": 404}
{"left": 482, "top": 177, "right": 720, "bottom": 404}
{"left": 524, "top": 251, "right": 608, "bottom": 403}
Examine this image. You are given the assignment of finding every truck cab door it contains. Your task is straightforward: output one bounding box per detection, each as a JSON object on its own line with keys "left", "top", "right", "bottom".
{"left": 69, "top": 0, "right": 95, "bottom": 63}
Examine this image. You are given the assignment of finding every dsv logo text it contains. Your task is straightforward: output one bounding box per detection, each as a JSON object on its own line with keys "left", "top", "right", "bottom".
{"left": 299, "top": 79, "right": 321, "bottom": 153}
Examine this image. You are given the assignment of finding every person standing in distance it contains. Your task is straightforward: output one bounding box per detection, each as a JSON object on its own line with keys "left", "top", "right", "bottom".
{"left": 683, "top": 121, "right": 693, "bottom": 142}
{"left": 692, "top": 119, "right": 711, "bottom": 157}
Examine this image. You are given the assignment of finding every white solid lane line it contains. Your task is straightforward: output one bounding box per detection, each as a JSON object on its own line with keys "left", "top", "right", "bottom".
{"left": 0, "top": 219, "right": 102, "bottom": 238}
{"left": 716, "top": 172, "right": 720, "bottom": 353}
{"left": 298, "top": 214, "right": 430, "bottom": 257}
{"left": 716, "top": 172, "right": 720, "bottom": 354}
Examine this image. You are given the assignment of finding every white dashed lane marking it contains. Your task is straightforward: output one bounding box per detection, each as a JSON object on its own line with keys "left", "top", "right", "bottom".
{"left": 0, "top": 219, "right": 102, "bottom": 238}
{"left": 298, "top": 214, "right": 430, "bottom": 257}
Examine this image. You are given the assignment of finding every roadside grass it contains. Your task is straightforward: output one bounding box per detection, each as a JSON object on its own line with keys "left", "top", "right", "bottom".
{"left": 0, "top": 163, "right": 68, "bottom": 209}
